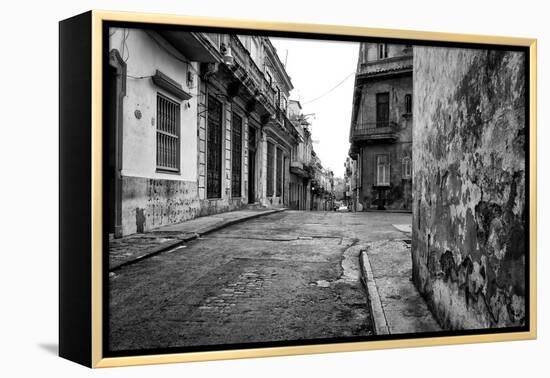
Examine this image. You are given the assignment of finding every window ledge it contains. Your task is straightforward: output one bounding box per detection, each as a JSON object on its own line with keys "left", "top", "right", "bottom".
{"left": 152, "top": 70, "right": 192, "bottom": 102}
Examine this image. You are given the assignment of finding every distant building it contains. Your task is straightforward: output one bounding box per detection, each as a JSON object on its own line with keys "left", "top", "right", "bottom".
{"left": 344, "top": 156, "right": 359, "bottom": 211}
{"left": 108, "top": 29, "right": 299, "bottom": 237}
{"left": 332, "top": 177, "right": 346, "bottom": 202}
{"left": 288, "top": 100, "right": 314, "bottom": 210}
{"left": 348, "top": 43, "right": 413, "bottom": 211}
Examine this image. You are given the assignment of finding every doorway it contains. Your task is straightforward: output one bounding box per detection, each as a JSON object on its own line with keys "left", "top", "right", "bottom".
{"left": 248, "top": 125, "right": 256, "bottom": 203}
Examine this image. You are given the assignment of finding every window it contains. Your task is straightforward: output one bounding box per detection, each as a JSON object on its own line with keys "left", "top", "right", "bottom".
{"left": 376, "top": 92, "right": 390, "bottom": 127}
{"left": 402, "top": 157, "right": 411, "bottom": 179}
{"left": 250, "top": 38, "right": 260, "bottom": 65}
{"left": 378, "top": 43, "right": 388, "bottom": 59}
{"left": 405, "top": 94, "right": 412, "bottom": 114}
{"left": 156, "top": 94, "right": 180, "bottom": 172}
{"left": 207, "top": 95, "right": 223, "bottom": 199}
{"left": 376, "top": 154, "right": 390, "bottom": 186}
{"left": 231, "top": 113, "right": 243, "bottom": 197}
{"left": 276, "top": 148, "right": 283, "bottom": 197}
{"left": 267, "top": 142, "right": 274, "bottom": 196}
{"left": 266, "top": 70, "right": 273, "bottom": 86}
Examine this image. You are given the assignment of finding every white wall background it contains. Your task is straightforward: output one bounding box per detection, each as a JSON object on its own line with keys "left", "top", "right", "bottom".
{"left": 0, "top": 0, "right": 547, "bottom": 376}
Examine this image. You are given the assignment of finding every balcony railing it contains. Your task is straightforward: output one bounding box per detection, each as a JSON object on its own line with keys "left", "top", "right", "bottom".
{"left": 358, "top": 54, "right": 413, "bottom": 77}
{"left": 228, "top": 36, "right": 277, "bottom": 112}
{"left": 351, "top": 121, "right": 399, "bottom": 142}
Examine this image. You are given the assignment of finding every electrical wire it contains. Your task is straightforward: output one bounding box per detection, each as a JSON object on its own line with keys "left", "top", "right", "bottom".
{"left": 301, "top": 71, "right": 356, "bottom": 105}
{"left": 146, "top": 31, "right": 200, "bottom": 76}
{"left": 122, "top": 29, "right": 130, "bottom": 63}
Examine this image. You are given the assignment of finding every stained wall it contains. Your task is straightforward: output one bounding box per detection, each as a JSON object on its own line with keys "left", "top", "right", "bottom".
{"left": 412, "top": 46, "right": 526, "bottom": 329}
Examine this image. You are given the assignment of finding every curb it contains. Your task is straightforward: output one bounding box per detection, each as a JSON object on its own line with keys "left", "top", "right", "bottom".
{"left": 359, "top": 249, "right": 390, "bottom": 335}
{"left": 363, "top": 209, "right": 412, "bottom": 214}
{"left": 199, "top": 208, "right": 286, "bottom": 236}
{"left": 109, "top": 209, "right": 285, "bottom": 272}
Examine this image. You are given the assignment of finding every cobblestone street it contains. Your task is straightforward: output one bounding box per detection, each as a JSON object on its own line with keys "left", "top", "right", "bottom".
{"left": 109, "top": 210, "right": 411, "bottom": 352}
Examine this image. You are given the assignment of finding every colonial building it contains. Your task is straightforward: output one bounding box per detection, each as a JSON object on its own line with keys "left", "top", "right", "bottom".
{"left": 108, "top": 28, "right": 298, "bottom": 237}
{"left": 348, "top": 42, "right": 413, "bottom": 211}
{"left": 344, "top": 156, "right": 359, "bottom": 210}
{"left": 309, "top": 154, "right": 334, "bottom": 211}
{"left": 288, "top": 100, "right": 314, "bottom": 210}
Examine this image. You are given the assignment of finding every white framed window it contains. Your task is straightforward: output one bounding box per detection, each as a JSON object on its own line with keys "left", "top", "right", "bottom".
{"left": 402, "top": 157, "right": 411, "bottom": 179}
{"left": 376, "top": 154, "right": 390, "bottom": 186}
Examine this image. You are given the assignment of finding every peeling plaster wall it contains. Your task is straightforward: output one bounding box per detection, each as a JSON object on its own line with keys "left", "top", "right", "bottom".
{"left": 121, "top": 177, "right": 200, "bottom": 235}
{"left": 412, "top": 47, "right": 526, "bottom": 329}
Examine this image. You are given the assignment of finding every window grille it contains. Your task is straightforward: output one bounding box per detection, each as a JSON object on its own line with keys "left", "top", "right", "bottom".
{"left": 267, "top": 142, "right": 274, "bottom": 196}
{"left": 207, "top": 95, "right": 223, "bottom": 198}
{"left": 276, "top": 148, "right": 283, "bottom": 197}
{"left": 156, "top": 94, "right": 180, "bottom": 172}
{"left": 248, "top": 125, "right": 256, "bottom": 149}
{"left": 231, "top": 113, "right": 243, "bottom": 197}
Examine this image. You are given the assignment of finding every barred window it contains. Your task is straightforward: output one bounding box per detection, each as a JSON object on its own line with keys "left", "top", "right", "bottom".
{"left": 207, "top": 95, "right": 223, "bottom": 199}
{"left": 231, "top": 113, "right": 243, "bottom": 198}
{"left": 276, "top": 148, "right": 283, "bottom": 197}
{"left": 267, "top": 142, "right": 274, "bottom": 197}
{"left": 156, "top": 94, "right": 180, "bottom": 172}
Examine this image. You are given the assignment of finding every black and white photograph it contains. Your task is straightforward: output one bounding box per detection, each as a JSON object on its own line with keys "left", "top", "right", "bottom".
{"left": 105, "top": 24, "right": 528, "bottom": 355}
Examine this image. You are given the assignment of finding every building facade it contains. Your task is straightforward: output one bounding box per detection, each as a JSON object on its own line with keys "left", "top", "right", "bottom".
{"left": 344, "top": 156, "right": 359, "bottom": 211}
{"left": 108, "top": 28, "right": 298, "bottom": 237}
{"left": 288, "top": 100, "right": 314, "bottom": 210}
{"left": 348, "top": 43, "right": 413, "bottom": 211}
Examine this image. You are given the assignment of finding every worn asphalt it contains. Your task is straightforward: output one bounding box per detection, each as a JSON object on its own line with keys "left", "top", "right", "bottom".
{"left": 108, "top": 210, "right": 412, "bottom": 352}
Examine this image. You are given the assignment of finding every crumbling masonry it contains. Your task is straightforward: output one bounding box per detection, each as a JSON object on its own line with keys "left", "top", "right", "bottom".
{"left": 412, "top": 46, "right": 526, "bottom": 329}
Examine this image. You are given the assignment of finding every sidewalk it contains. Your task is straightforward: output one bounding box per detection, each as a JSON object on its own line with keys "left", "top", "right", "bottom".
{"left": 109, "top": 208, "right": 285, "bottom": 271}
{"left": 359, "top": 238, "right": 441, "bottom": 335}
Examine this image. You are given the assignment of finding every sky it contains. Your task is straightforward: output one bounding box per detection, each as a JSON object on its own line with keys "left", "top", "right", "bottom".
{"left": 270, "top": 37, "right": 360, "bottom": 178}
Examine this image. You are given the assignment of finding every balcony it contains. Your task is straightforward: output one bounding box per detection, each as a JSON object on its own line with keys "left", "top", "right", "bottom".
{"left": 290, "top": 160, "right": 309, "bottom": 178}
{"left": 227, "top": 36, "right": 276, "bottom": 113}
{"left": 350, "top": 121, "right": 399, "bottom": 143}
{"left": 358, "top": 55, "right": 413, "bottom": 79}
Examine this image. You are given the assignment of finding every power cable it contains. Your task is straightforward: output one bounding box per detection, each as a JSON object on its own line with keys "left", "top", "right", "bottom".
{"left": 301, "top": 71, "right": 355, "bottom": 105}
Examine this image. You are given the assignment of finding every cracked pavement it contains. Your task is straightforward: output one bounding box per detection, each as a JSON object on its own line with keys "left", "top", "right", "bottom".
{"left": 108, "top": 210, "right": 411, "bottom": 352}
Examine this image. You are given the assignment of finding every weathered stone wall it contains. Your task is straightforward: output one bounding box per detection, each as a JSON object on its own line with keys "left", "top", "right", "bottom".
{"left": 412, "top": 47, "right": 526, "bottom": 329}
{"left": 121, "top": 177, "right": 200, "bottom": 235}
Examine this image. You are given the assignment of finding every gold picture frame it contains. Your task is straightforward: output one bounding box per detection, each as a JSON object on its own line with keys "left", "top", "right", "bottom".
{"left": 59, "top": 9, "right": 537, "bottom": 368}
